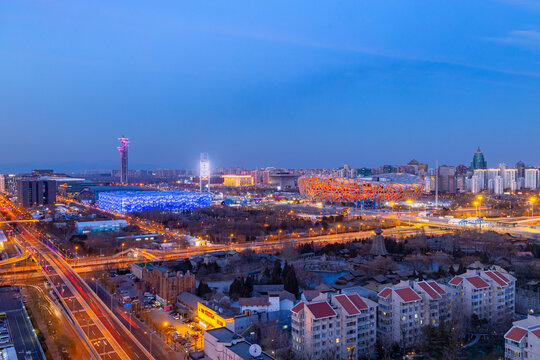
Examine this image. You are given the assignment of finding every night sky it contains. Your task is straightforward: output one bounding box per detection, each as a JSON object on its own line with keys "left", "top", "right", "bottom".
{"left": 2, "top": 1, "right": 540, "bottom": 171}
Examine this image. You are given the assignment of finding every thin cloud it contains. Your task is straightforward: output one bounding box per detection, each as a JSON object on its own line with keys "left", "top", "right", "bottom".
{"left": 488, "top": 29, "right": 540, "bottom": 50}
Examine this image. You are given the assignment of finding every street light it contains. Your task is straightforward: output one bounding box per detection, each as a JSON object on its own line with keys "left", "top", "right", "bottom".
{"left": 74, "top": 245, "right": 79, "bottom": 259}
{"left": 529, "top": 197, "right": 537, "bottom": 218}
{"left": 473, "top": 201, "right": 479, "bottom": 218}
{"left": 121, "top": 242, "right": 125, "bottom": 256}
{"left": 406, "top": 200, "right": 413, "bottom": 227}
{"left": 476, "top": 195, "right": 483, "bottom": 217}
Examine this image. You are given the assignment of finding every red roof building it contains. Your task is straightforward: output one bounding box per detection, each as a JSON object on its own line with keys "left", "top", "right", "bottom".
{"left": 348, "top": 294, "right": 369, "bottom": 310}
{"left": 394, "top": 287, "right": 422, "bottom": 303}
{"left": 465, "top": 276, "right": 490, "bottom": 289}
{"left": 306, "top": 301, "right": 337, "bottom": 320}
{"left": 334, "top": 295, "right": 360, "bottom": 315}
{"left": 505, "top": 327, "right": 528, "bottom": 343}
{"left": 448, "top": 276, "right": 463, "bottom": 286}
{"left": 417, "top": 282, "right": 441, "bottom": 300}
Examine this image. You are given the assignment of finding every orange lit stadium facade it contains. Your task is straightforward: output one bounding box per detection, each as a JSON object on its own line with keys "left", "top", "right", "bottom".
{"left": 298, "top": 174, "right": 424, "bottom": 203}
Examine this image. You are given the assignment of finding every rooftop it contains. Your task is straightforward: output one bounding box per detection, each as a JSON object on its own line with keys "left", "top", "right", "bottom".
{"left": 465, "top": 276, "right": 490, "bottom": 289}
{"left": 394, "top": 287, "right": 422, "bottom": 303}
{"left": 306, "top": 301, "right": 337, "bottom": 320}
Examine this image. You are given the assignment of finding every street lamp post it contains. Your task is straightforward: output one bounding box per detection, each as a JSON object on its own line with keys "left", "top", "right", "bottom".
{"left": 476, "top": 195, "right": 483, "bottom": 218}
{"left": 473, "top": 201, "right": 479, "bottom": 218}
{"left": 406, "top": 200, "right": 413, "bottom": 227}
{"left": 530, "top": 197, "right": 536, "bottom": 218}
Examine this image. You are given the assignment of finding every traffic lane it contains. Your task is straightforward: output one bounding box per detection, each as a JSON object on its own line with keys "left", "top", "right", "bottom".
{"left": 60, "top": 267, "right": 151, "bottom": 360}
{"left": 8, "top": 308, "right": 44, "bottom": 359}
{"left": 92, "top": 279, "right": 181, "bottom": 360}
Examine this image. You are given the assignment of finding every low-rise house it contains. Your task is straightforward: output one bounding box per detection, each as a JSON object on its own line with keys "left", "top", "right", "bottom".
{"left": 204, "top": 327, "right": 275, "bottom": 360}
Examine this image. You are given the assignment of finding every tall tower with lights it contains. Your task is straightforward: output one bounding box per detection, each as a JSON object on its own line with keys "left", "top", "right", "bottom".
{"left": 200, "top": 153, "right": 210, "bottom": 191}
{"left": 118, "top": 136, "right": 129, "bottom": 184}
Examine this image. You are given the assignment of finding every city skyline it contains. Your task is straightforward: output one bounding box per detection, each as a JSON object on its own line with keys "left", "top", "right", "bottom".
{"left": 3, "top": 1, "right": 540, "bottom": 170}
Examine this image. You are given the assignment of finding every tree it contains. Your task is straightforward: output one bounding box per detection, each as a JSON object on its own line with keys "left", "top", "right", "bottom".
{"left": 229, "top": 278, "right": 245, "bottom": 299}
{"left": 197, "top": 281, "right": 211, "bottom": 298}
{"left": 271, "top": 259, "right": 282, "bottom": 284}
{"left": 283, "top": 265, "right": 299, "bottom": 298}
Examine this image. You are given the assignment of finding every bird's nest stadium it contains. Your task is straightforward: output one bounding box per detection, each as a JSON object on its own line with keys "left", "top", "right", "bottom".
{"left": 298, "top": 173, "right": 424, "bottom": 203}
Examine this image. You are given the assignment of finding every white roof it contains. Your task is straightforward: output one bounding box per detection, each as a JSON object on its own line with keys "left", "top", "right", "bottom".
{"left": 76, "top": 220, "right": 128, "bottom": 228}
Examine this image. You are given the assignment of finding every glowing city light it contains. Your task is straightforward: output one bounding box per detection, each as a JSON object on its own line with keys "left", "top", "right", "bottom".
{"left": 98, "top": 191, "right": 212, "bottom": 213}
{"left": 298, "top": 173, "right": 424, "bottom": 202}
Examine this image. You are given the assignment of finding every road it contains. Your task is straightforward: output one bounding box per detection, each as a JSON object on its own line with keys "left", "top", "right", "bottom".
{"left": 0, "top": 287, "right": 45, "bottom": 359}
{"left": 393, "top": 213, "right": 540, "bottom": 239}
{"left": 88, "top": 278, "right": 183, "bottom": 360}
{"left": 0, "top": 199, "right": 155, "bottom": 360}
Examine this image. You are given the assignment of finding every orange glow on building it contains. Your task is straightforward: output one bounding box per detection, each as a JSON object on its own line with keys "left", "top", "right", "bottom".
{"left": 222, "top": 175, "right": 254, "bottom": 187}
{"left": 197, "top": 302, "right": 234, "bottom": 329}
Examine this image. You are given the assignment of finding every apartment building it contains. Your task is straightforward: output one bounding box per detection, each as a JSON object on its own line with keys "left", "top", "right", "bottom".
{"left": 291, "top": 293, "right": 377, "bottom": 360}
{"left": 504, "top": 315, "right": 540, "bottom": 360}
{"left": 375, "top": 279, "right": 452, "bottom": 348}
{"left": 132, "top": 262, "right": 196, "bottom": 305}
{"left": 448, "top": 269, "right": 515, "bottom": 326}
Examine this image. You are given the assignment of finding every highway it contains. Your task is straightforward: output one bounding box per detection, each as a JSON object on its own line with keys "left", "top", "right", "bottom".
{"left": 0, "top": 198, "right": 155, "bottom": 360}
{"left": 392, "top": 213, "right": 540, "bottom": 239}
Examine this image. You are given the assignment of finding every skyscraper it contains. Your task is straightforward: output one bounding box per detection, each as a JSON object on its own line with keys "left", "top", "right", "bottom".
{"left": 117, "top": 136, "right": 129, "bottom": 184}
{"left": 471, "top": 147, "right": 487, "bottom": 170}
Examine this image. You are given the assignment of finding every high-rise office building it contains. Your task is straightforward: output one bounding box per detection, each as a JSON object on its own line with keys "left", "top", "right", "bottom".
{"left": 16, "top": 180, "right": 56, "bottom": 207}
{"left": 117, "top": 136, "right": 129, "bottom": 184}
{"left": 437, "top": 165, "right": 456, "bottom": 193}
{"left": 471, "top": 147, "right": 487, "bottom": 170}
{"left": 515, "top": 161, "right": 526, "bottom": 178}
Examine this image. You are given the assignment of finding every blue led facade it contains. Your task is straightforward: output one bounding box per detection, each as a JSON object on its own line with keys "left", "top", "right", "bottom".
{"left": 98, "top": 191, "right": 212, "bottom": 213}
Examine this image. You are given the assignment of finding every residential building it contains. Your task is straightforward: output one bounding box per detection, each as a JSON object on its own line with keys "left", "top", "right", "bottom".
{"left": 494, "top": 176, "right": 504, "bottom": 195}
{"left": 448, "top": 269, "right": 515, "bottom": 326}
{"left": 133, "top": 262, "right": 195, "bottom": 305}
{"left": 471, "top": 175, "right": 481, "bottom": 194}
{"left": 291, "top": 293, "right": 377, "bottom": 360}
{"left": 504, "top": 315, "right": 540, "bottom": 360}
{"left": 377, "top": 280, "right": 449, "bottom": 348}
{"left": 502, "top": 169, "right": 517, "bottom": 190}
{"left": 525, "top": 169, "right": 539, "bottom": 190}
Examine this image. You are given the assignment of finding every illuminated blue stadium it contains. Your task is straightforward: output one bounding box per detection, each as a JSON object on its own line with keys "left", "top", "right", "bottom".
{"left": 98, "top": 191, "right": 212, "bottom": 213}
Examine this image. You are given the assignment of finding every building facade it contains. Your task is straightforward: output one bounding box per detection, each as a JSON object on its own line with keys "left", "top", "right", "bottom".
{"left": 448, "top": 269, "right": 515, "bottom": 326}
{"left": 504, "top": 315, "right": 540, "bottom": 360}
{"left": 16, "top": 179, "right": 56, "bottom": 207}
{"left": 135, "top": 263, "right": 196, "bottom": 305}
{"left": 377, "top": 280, "right": 450, "bottom": 348}
{"left": 291, "top": 293, "right": 377, "bottom": 360}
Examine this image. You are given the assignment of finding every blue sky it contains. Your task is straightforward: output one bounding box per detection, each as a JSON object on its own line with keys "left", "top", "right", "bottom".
{"left": 2, "top": 0, "right": 540, "bottom": 171}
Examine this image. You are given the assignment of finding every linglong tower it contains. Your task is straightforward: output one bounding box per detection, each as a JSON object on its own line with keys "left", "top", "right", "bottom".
{"left": 118, "top": 136, "right": 129, "bottom": 184}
